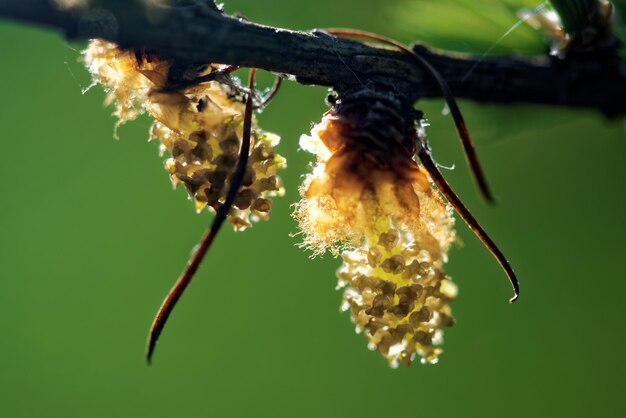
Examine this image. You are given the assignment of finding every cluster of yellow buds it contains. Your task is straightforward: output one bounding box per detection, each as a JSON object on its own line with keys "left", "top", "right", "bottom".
{"left": 295, "top": 101, "right": 457, "bottom": 366}
{"left": 338, "top": 227, "right": 457, "bottom": 367}
{"left": 83, "top": 40, "right": 286, "bottom": 229}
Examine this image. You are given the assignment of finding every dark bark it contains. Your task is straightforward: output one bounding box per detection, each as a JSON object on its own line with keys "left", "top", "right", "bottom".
{"left": 0, "top": 0, "right": 625, "bottom": 115}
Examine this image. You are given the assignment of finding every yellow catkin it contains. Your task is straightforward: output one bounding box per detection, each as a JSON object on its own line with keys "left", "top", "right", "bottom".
{"left": 338, "top": 225, "right": 456, "bottom": 367}
{"left": 83, "top": 40, "right": 286, "bottom": 230}
{"left": 295, "top": 113, "right": 457, "bottom": 366}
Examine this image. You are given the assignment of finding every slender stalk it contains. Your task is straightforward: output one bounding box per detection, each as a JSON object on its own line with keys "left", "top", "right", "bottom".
{"left": 146, "top": 69, "right": 257, "bottom": 364}
{"left": 418, "top": 148, "right": 520, "bottom": 304}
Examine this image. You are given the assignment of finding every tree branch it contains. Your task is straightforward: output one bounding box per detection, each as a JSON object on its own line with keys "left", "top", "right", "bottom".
{"left": 1, "top": 0, "right": 625, "bottom": 115}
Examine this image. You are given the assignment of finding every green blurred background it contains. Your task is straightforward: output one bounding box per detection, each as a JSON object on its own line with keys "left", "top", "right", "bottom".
{"left": 1, "top": 1, "right": 625, "bottom": 417}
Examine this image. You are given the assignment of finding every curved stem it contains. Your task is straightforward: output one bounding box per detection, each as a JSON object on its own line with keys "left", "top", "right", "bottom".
{"left": 261, "top": 75, "right": 283, "bottom": 107}
{"left": 146, "top": 69, "right": 257, "bottom": 364}
{"left": 417, "top": 147, "right": 519, "bottom": 303}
